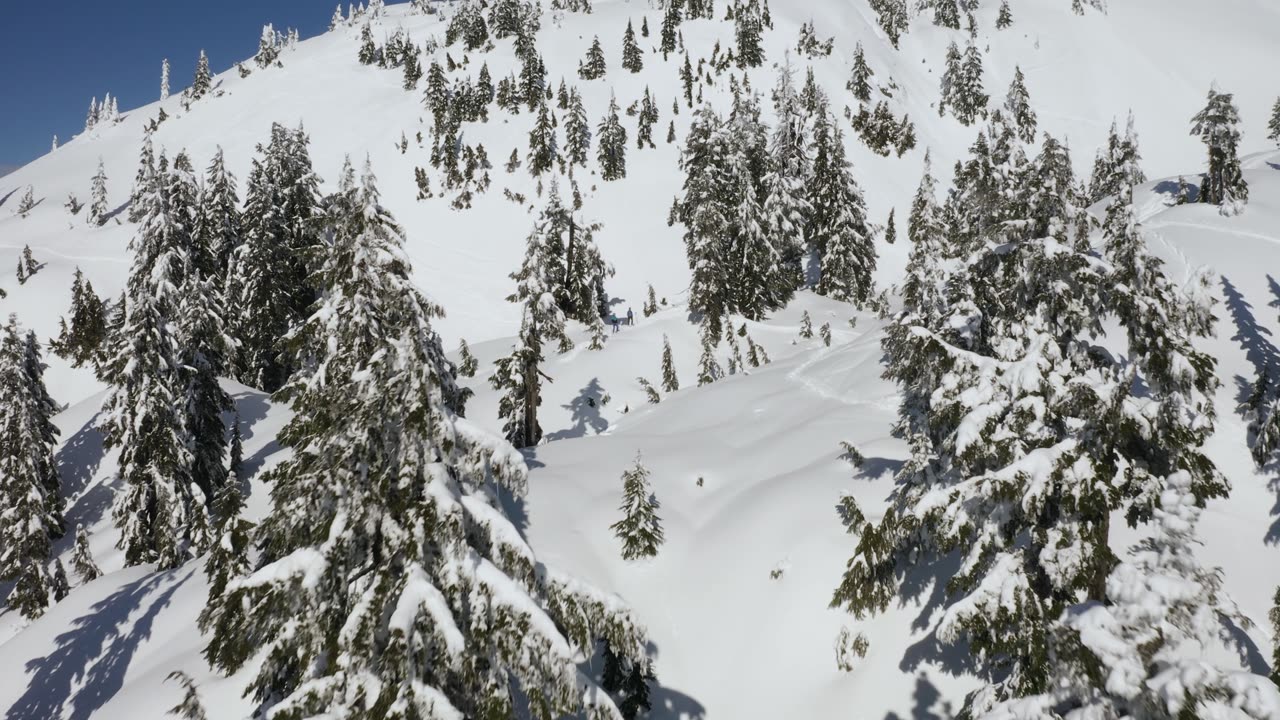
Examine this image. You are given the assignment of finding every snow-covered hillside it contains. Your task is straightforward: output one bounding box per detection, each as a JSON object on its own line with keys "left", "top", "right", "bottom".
{"left": 2, "top": 0, "right": 1279, "bottom": 718}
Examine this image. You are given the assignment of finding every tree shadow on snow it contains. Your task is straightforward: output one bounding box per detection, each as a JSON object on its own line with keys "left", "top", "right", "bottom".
{"left": 0, "top": 187, "right": 18, "bottom": 209}
{"left": 1218, "top": 614, "right": 1272, "bottom": 676}
{"left": 57, "top": 415, "right": 112, "bottom": 534}
{"left": 99, "top": 200, "right": 131, "bottom": 226}
{"left": 1220, "top": 275, "right": 1279, "bottom": 413}
{"left": 228, "top": 387, "right": 272, "bottom": 444}
{"left": 884, "top": 674, "right": 956, "bottom": 720}
{"left": 566, "top": 641, "right": 707, "bottom": 720}
{"left": 6, "top": 568, "right": 195, "bottom": 720}
{"left": 546, "top": 378, "right": 609, "bottom": 441}
{"left": 1152, "top": 179, "right": 1200, "bottom": 204}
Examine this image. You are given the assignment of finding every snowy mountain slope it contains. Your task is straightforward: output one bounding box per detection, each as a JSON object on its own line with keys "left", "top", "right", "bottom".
{"left": 1, "top": 0, "right": 1280, "bottom": 718}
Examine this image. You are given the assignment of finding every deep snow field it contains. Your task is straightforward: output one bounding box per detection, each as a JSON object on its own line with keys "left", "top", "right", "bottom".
{"left": 1, "top": 0, "right": 1279, "bottom": 717}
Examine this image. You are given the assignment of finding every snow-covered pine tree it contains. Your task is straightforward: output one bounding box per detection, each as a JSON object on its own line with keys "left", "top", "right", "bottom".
{"left": 228, "top": 124, "right": 321, "bottom": 392}
{"left": 565, "top": 88, "right": 592, "bottom": 167}
{"left": 644, "top": 284, "right": 659, "bottom": 317}
{"left": 799, "top": 310, "right": 813, "bottom": 339}
{"left": 491, "top": 208, "right": 574, "bottom": 448}
{"left": 637, "top": 87, "right": 659, "bottom": 149}
{"left": 680, "top": 105, "right": 733, "bottom": 339}
{"left": 161, "top": 58, "right": 170, "bottom": 101}
{"left": 660, "top": 0, "right": 682, "bottom": 57}
{"left": 725, "top": 83, "right": 786, "bottom": 319}
{"left": 16, "top": 186, "right": 35, "bottom": 217}
{"left": 254, "top": 24, "right": 281, "bottom": 68}
{"left": 1269, "top": 97, "right": 1280, "bottom": 145}
{"left": 458, "top": 338, "right": 479, "bottom": 377}
{"left": 527, "top": 101, "right": 559, "bottom": 175}
{"left": 579, "top": 35, "right": 608, "bottom": 80}
{"left": 129, "top": 130, "right": 157, "bottom": 223}
{"left": 869, "top": 0, "right": 909, "bottom": 48}
{"left": 0, "top": 317, "right": 63, "bottom": 619}
{"left": 206, "top": 164, "right": 651, "bottom": 717}
{"left": 847, "top": 42, "right": 874, "bottom": 103}
{"left": 89, "top": 158, "right": 109, "bottom": 226}
{"left": 733, "top": 0, "right": 765, "bottom": 68}
{"left": 329, "top": 4, "right": 344, "bottom": 30}
{"left": 21, "top": 329, "right": 63, "bottom": 531}
{"left": 1191, "top": 85, "right": 1249, "bottom": 215}
{"left": 980, "top": 472, "right": 1280, "bottom": 719}
{"left": 177, "top": 254, "right": 233, "bottom": 505}
{"left": 71, "top": 524, "right": 101, "bottom": 583}
{"left": 197, "top": 460, "right": 253, "bottom": 670}
{"left": 19, "top": 245, "right": 39, "bottom": 282}
{"left": 85, "top": 97, "right": 99, "bottom": 132}
{"left": 597, "top": 93, "right": 628, "bottom": 180}
{"left": 1003, "top": 66, "right": 1037, "bottom": 144}
{"left": 697, "top": 319, "right": 724, "bottom": 386}
{"left": 930, "top": 0, "right": 960, "bottom": 27}
{"left": 194, "top": 147, "right": 241, "bottom": 284}
{"left": 101, "top": 152, "right": 208, "bottom": 570}
{"left": 1086, "top": 117, "right": 1142, "bottom": 204}
{"left": 611, "top": 454, "right": 664, "bottom": 560}
{"left": 191, "top": 50, "right": 212, "bottom": 101}
{"left": 957, "top": 43, "right": 989, "bottom": 125}
{"left": 810, "top": 109, "right": 875, "bottom": 303}
{"left": 661, "top": 334, "right": 679, "bottom": 392}
{"left": 835, "top": 120, "right": 1225, "bottom": 715}
{"left": 622, "top": 20, "right": 643, "bottom": 73}
{"left": 51, "top": 268, "right": 109, "bottom": 370}
{"left": 764, "top": 61, "right": 812, "bottom": 297}
{"left": 996, "top": 0, "right": 1013, "bottom": 29}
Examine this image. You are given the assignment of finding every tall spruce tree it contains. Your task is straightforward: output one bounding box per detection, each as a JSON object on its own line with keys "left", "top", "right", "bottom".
{"left": 228, "top": 124, "right": 321, "bottom": 392}
{"left": 491, "top": 204, "right": 575, "bottom": 448}
{"left": 193, "top": 147, "right": 242, "bottom": 284}
{"left": 597, "top": 94, "right": 628, "bottom": 181}
{"left": 22, "top": 329, "right": 63, "bottom": 532}
{"left": 51, "top": 268, "right": 109, "bottom": 370}
{"left": 89, "top": 158, "right": 109, "bottom": 226}
{"left": 203, "top": 162, "right": 651, "bottom": 717}
{"left": 810, "top": 109, "right": 875, "bottom": 303}
{"left": 191, "top": 50, "right": 212, "bottom": 101}
{"left": 526, "top": 101, "right": 559, "bottom": 175}
{"left": 1003, "top": 67, "right": 1037, "bottom": 144}
{"left": 579, "top": 36, "right": 608, "bottom": 80}
{"left": 0, "top": 316, "right": 64, "bottom": 619}
{"left": 765, "top": 60, "right": 812, "bottom": 295}
{"left": 565, "top": 89, "right": 592, "bottom": 167}
{"left": 847, "top": 42, "right": 874, "bottom": 103}
{"left": 622, "top": 20, "right": 644, "bottom": 73}
{"left": 101, "top": 153, "right": 210, "bottom": 569}
{"left": 1191, "top": 85, "right": 1249, "bottom": 215}
{"left": 869, "top": 0, "right": 909, "bottom": 48}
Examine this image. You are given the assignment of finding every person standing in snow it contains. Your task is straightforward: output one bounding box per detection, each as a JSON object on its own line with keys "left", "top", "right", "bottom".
{"left": 610, "top": 312, "right": 620, "bottom": 333}
{"left": 627, "top": 308, "right": 635, "bottom": 326}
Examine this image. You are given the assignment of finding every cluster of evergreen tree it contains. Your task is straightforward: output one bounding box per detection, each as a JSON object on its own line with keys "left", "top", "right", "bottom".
{"left": 939, "top": 42, "right": 989, "bottom": 125}
{"left": 491, "top": 183, "right": 612, "bottom": 447}
{"left": 1191, "top": 85, "right": 1249, "bottom": 215}
{"left": 196, "top": 156, "right": 651, "bottom": 719}
{"left": 100, "top": 147, "right": 239, "bottom": 570}
{"left": 833, "top": 109, "right": 1279, "bottom": 715}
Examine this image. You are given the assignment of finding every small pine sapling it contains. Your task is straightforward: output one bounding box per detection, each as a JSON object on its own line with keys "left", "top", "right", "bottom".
{"left": 165, "top": 671, "right": 210, "bottom": 720}
{"left": 820, "top": 322, "right": 832, "bottom": 346}
{"left": 799, "top": 310, "right": 814, "bottom": 339}
{"left": 643, "top": 284, "right": 659, "bottom": 316}
{"left": 839, "top": 441, "right": 865, "bottom": 469}
{"left": 610, "top": 454, "right": 664, "bottom": 560}
{"left": 661, "top": 335, "right": 679, "bottom": 392}
{"left": 457, "top": 339, "right": 478, "bottom": 377}
{"left": 71, "top": 525, "right": 101, "bottom": 583}
{"left": 51, "top": 560, "right": 71, "bottom": 602}
{"left": 637, "top": 377, "right": 661, "bottom": 404}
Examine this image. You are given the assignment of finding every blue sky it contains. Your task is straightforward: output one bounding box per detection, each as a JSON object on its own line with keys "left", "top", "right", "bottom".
{"left": 0, "top": 1, "right": 335, "bottom": 173}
